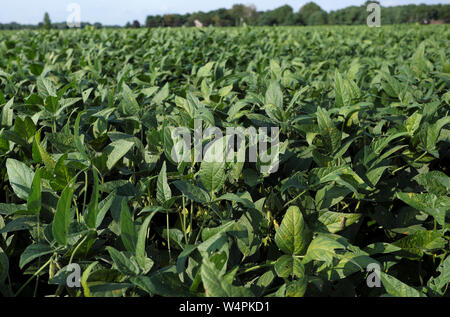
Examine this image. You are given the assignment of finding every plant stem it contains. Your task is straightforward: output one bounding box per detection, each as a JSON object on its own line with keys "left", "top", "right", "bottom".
{"left": 69, "top": 234, "right": 89, "bottom": 264}
{"left": 15, "top": 256, "right": 53, "bottom": 297}
{"left": 182, "top": 196, "right": 188, "bottom": 244}
{"left": 283, "top": 190, "right": 307, "bottom": 208}
{"left": 166, "top": 212, "right": 171, "bottom": 261}
{"left": 237, "top": 262, "right": 275, "bottom": 276}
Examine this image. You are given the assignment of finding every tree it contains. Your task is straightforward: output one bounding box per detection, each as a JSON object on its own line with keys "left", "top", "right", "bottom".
{"left": 146, "top": 15, "right": 164, "bottom": 28}
{"left": 257, "top": 5, "right": 297, "bottom": 26}
{"left": 43, "top": 12, "right": 52, "bottom": 29}
{"left": 308, "top": 11, "right": 328, "bottom": 25}
{"left": 299, "top": 2, "right": 325, "bottom": 25}
{"left": 229, "top": 4, "right": 257, "bottom": 26}
{"left": 132, "top": 20, "right": 141, "bottom": 28}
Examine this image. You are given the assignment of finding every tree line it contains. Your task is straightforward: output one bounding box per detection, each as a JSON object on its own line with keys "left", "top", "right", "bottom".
{"left": 137, "top": 1, "right": 450, "bottom": 27}
{"left": 1, "top": 1, "right": 449, "bottom": 30}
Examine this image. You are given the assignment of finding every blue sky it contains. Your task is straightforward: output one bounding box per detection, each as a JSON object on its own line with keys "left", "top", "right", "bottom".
{"left": 0, "top": 0, "right": 448, "bottom": 26}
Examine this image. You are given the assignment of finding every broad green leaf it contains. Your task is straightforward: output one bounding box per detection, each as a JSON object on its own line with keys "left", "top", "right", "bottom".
{"left": 316, "top": 106, "right": 341, "bottom": 153}
{"left": 106, "top": 246, "right": 140, "bottom": 276}
{"left": 74, "top": 111, "right": 89, "bottom": 161}
{"left": 105, "top": 139, "right": 134, "bottom": 170}
{"left": 219, "top": 84, "right": 233, "bottom": 97}
{"left": 26, "top": 168, "right": 41, "bottom": 214}
{"left": 131, "top": 272, "right": 192, "bottom": 297}
{"left": 52, "top": 181, "right": 75, "bottom": 245}
{"left": 285, "top": 278, "right": 308, "bottom": 297}
{"left": 0, "top": 249, "right": 9, "bottom": 284}
{"left": 19, "top": 243, "right": 53, "bottom": 269}
{"left": 6, "top": 158, "right": 34, "bottom": 200}
{"left": 36, "top": 77, "right": 57, "bottom": 97}
{"left": 392, "top": 231, "right": 446, "bottom": 259}
{"left": 81, "top": 261, "right": 98, "bottom": 297}
{"left": 265, "top": 80, "right": 283, "bottom": 109}
{"left": 120, "top": 83, "right": 140, "bottom": 115}
{"left": 197, "top": 62, "right": 214, "bottom": 78}
{"left": 199, "top": 161, "right": 226, "bottom": 194}
{"left": 32, "top": 131, "right": 56, "bottom": 170}
{"left": 173, "top": 180, "right": 210, "bottom": 203}
{"left": 303, "top": 233, "right": 347, "bottom": 265}
{"left": 157, "top": 162, "right": 172, "bottom": 204}
{"left": 396, "top": 192, "right": 448, "bottom": 226}
{"left": 136, "top": 213, "right": 157, "bottom": 269}
{"left": 274, "top": 255, "right": 305, "bottom": 279}
{"left": 317, "top": 211, "right": 362, "bottom": 233}
{"left": 380, "top": 272, "right": 426, "bottom": 297}
{"left": 1, "top": 98, "right": 14, "bottom": 126}
{"left": 0, "top": 216, "right": 35, "bottom": 234}
{"left": 275, "top": 206, "right": 311, "bottom": 255}
{"left": 201, "top": 258, "right": 254, "bottom": 297}
{"left": 85, "top": 169, "right": 99, "bottom": 229}
{"left": 120, "top": 199, "right": 137, "bottom": 253}
{"left": 414, "top": 171, "right": 450, "bottom": 196}
{"left": 153, "top": 83, "right": 169, "bottom": 105}
{"left": 427, "top": 255, "right": 450, "bottom": 295}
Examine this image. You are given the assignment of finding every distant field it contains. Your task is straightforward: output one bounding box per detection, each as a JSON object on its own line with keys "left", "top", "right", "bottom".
{"left": 0, "top": 25, "right": 449, "bottom": 297}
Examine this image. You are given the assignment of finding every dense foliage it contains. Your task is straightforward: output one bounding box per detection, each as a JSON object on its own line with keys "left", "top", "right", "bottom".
{"left": 1, "top": 2, "right": 449, "bottom": 30}
{"left": 0, "top": 25, "right": 449, "bottom": 297}
{"left": 144, "top": 2, "right": 450, "bottom": 28}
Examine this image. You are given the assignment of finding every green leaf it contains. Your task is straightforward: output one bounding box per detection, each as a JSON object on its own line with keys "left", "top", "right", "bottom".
{"left": 0, "top": 216, "right": 35, "bottom": 234}
{"left": 285, "top": 278, "right": 308, "bottom": 297}
{"left": 120, "top": 199, "right": 137, "bottom": 253}
{"left": 197, "top": 62, "right": 214, "bottom": 78}
{"left": 85, "top": 169, "right": 99, "bottom": 229}
{"left": 6, "top": 158, "right": 34, "bottom": 200}
{"left": 19, "top": 243, "right": 53, "bottom": 269}
{"left": 316, "top": 106, "right": 342, "bottom": 153}
{"left": 1, "top": 98, "right": 14, "bottom": 126}
{"left": 380, "top": 272, "right": 426, "bottom": 297}
{"left": 0, "top": 249, "right": 9, "bottom": 284}
{"left": 265, "top": 80, "right": 283, "bottom": 109}
{"left": 219, "top": 84, "right": 233, "bottom": 97}
{"left": 73, "top": 111, "right": 89, "bottom": 161}
{"left": 275, "top": 206, "right": 311, "bottom": 255}
{"left": 106, "top": 247, "right": 140, "bottom": 276}
{"left": 392, "top": 231, "right": 446, "bottom": 259}
{"left": 303, "top": 234, "right": 347, "bottom": 265}
{"left": 414, "top": 171, "right": 450, "bottom": 196}
{"left": 120, "top": 83, "right": 140, "bottom": 115}
{"left": 81, "top": 261, "right": 98, "bottom": 297}
{"left": 427, "top": 255, "right": 450, "bottom": 295}
{"left": 52, "top": 181, "right": 75, "bottom": 245}
{"left": 157, "top": 162, "right": 172, "bottom": 204}
{"left": 396, "top": 192, "right": 447, "bottom": 226}
{"left": 199, "top": 162, "right": 226, "bottom": 194}
{"left": 136, "top": 213, "right": 157, "bottom": 269}
{"left": 201, "top": 258, "right": 254, "bottom": 297}
{"left": 131, "top": 271, "right": 192, "bottom": 297}
{"left": 317, "top": 211, "right": 362, "bottom": 233}
{"left": 105, "top": 139, "right": 134, "bottom": 170}
{"left": 274, "top": 255, "right": 305, "bottom": 279}
{"left": 26, "top": 168, "right": 41, "bottom": 214}
{"left": 32, "top": 131, "right": 56, "bottom": 170}
{"left": 173, "top": 180, "right": 210, "bottom": 203}
{"left": 37, "top": 77, "right": 57, "bottom": 97}
{"left": 153, "top": 83, "right": 169, "bottom": 105}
